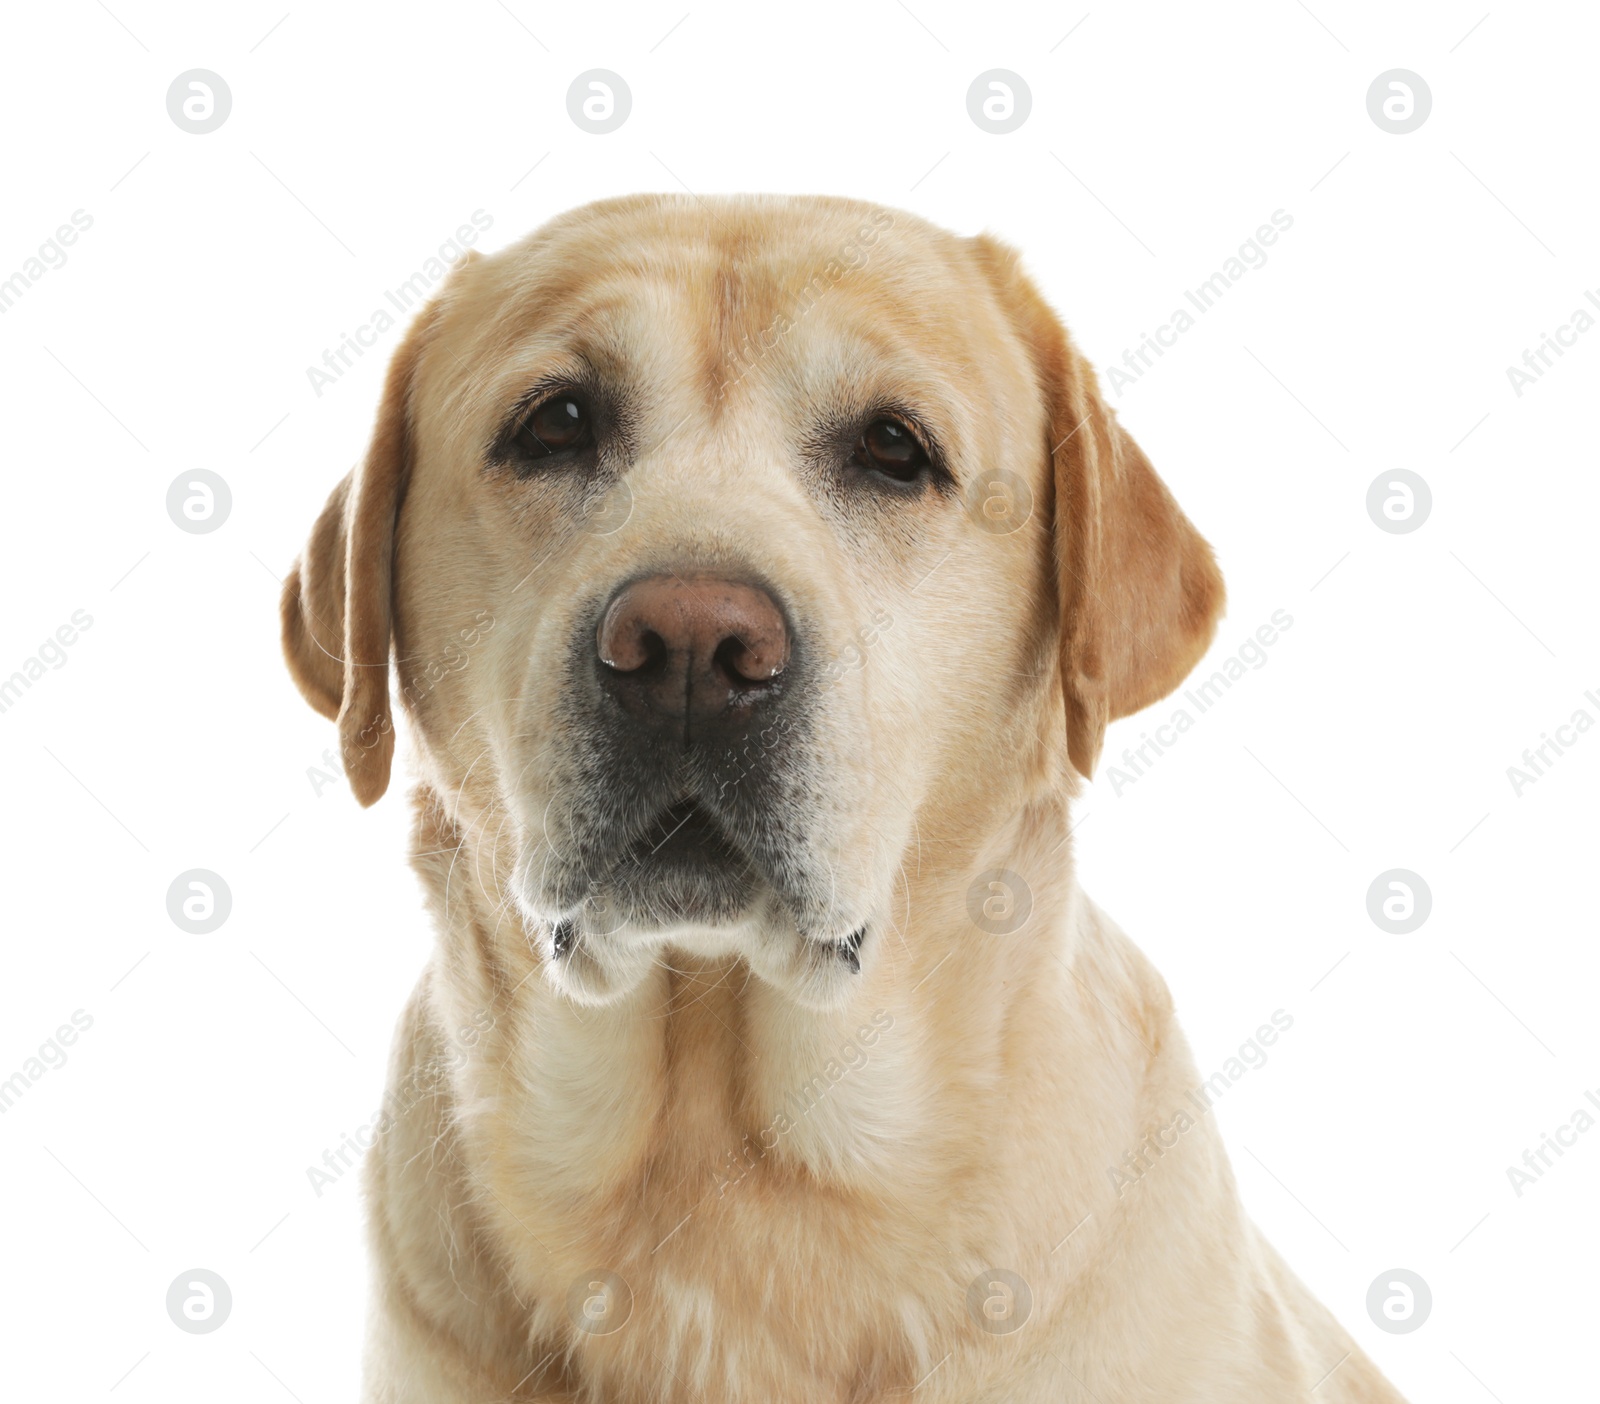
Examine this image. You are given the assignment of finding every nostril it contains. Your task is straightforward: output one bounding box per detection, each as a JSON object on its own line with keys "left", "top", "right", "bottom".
{"left": 627, "top": 629, "right": 669, "bottom": 675}
{"left": 642, "top": 631, "right": 668, "bottom": 668}
{"left": 597, "top": 588, "right": 670, "bottom": 672}
{"left": 602, "top": 628, "right": 666, "bottom": 674}
{"left": 595, "top": 574, "right": 791, "bottom": 725}
{"left": 715, "top": 634, "right": 785, "bottom": 686}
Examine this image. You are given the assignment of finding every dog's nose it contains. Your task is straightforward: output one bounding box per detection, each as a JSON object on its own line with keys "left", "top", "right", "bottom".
{"left": 596, "top": 575, "right": 790, "bottom": 733}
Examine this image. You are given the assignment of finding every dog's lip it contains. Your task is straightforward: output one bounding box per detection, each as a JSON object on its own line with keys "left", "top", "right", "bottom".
{"left": 627, "top": 796, "right": 746, "bottom": 864}
{"left": 557, "top": 794, "right": 761, "bottom": 931}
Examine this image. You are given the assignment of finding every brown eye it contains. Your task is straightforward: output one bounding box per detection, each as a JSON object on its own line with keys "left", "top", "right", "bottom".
{"left": 515, "top": 394, "right": 590, "bottom": 458}
{"left": 855, "top": 418, "right": 928, "bottom": 483}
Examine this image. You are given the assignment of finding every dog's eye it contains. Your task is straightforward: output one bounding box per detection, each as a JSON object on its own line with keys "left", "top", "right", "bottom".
{"left": 513, "top": 394, "right": 591, "bottom": 459}
{"left": 854, "top": 418, "right": 929, "bottom": 483}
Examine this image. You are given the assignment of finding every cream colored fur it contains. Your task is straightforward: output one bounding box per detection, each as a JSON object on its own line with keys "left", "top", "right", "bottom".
{"left": 281, "top": 195, "right": 1404, "bottom": 1403}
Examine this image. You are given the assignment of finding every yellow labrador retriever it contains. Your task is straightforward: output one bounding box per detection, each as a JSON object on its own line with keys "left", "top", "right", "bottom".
{"left": 282, "top": 195, "right": 1403, "bottom": 1403}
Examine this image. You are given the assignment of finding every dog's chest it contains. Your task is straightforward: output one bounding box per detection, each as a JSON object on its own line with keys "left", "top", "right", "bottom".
{"left": 483, "top": 970, "right": 954, "bottom": 1400}
{"left": 527, "top": 1151, "right": 955, "bottom": 1403}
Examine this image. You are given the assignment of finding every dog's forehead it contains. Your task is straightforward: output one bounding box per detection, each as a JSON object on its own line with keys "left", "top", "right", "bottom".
{"left": 441, "top": 195, "right": 1023, "bottom": 392}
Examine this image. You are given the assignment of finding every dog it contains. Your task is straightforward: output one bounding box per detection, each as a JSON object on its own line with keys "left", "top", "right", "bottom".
{"left": 281, "top": 194, "right": 1404, "bottom": 1402}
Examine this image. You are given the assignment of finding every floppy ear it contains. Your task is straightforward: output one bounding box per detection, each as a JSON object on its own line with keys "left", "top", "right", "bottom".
{"left": 972, "top": 236, "right": 1225, "bottom": 779}
{"left": 280, "top": 308, "right": 435, "bottom": 806}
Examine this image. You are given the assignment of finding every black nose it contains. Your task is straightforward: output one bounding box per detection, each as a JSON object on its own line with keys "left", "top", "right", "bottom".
{"left": 595, "top": 574, "right": 791, "bottom": 739}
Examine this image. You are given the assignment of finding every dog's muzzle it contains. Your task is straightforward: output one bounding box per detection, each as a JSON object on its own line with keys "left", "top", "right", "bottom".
{"left": 515, "top": 565, "right": 872, "bottom": 1004}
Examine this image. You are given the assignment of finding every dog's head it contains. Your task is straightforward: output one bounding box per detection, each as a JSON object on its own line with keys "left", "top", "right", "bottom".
{"left": 282, "top": 195, "right": 1223, "bottom": 1008}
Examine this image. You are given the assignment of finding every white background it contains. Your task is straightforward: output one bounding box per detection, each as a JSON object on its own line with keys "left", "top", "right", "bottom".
{"left": 2, "top": 1, "right": 1596, "bottom": 1399}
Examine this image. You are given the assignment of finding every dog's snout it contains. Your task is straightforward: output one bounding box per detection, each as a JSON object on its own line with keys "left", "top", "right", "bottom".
{"left": 596, "top": 575, "right": 790, "bottom": 730}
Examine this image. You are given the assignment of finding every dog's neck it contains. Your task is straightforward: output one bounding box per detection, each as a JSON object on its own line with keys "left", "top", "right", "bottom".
{"left": 406, "top": 732, "right": 1087, "bottom": 1202}
{"left": 394, "top": 744, "right": 1166, "bottom": 1400}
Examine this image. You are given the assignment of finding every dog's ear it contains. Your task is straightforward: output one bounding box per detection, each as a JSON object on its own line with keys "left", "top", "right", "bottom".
{"left": 971, "top": 236, "right": 1225, "bottom": 779}
{"left": 280, "top": 306, "right": 436, "bottom": 806}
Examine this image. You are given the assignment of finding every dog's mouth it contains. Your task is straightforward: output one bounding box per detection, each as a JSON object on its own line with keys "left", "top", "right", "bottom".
{"left": 523, "top": 770, "right": 874, "bottom": 1009}
{"left": 631, "top": 797, "right": 742, "bottom": 867}
{"left": 593, "top": 796, "right": 761, "bottom": 927}
{"left": 522, "top": 685, "right": 873, "bottom": 1006}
